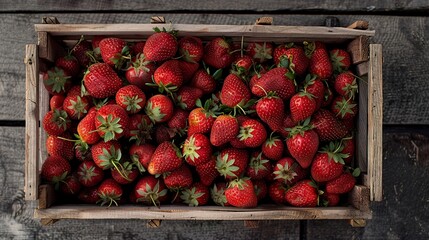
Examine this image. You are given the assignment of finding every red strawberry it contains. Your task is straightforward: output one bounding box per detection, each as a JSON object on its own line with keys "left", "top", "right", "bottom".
{"left": 50, "top": 94, "right": 65, "bottom": 110}
{"left": 211, "top": 182, "right": 229, "bottom": 206}
{"left": 91, "top": 140, "right": 123, "bottom": 170}
{"left": 225, "top": 178, "right": 258, "bottom": 208}
{"left": 180, "top": 182, "right": 210, "bottom": 206}
{"left": 99, "top": 37, "right": 129, "bottom": 68}
{"left": 111, "top": 162, "right": 139, "bottom": 185}
{"left": 210, "top": 115, "right": 239, "bottom": 146}
{"left": 125, "top": 53, "right": 157, "bottom": 91}
{"left": 220, "top": 73, "right": 251, "bottom": 108}
{"left": 190, "top": 68, "right": 218, "bottom": 94}
{"left": 75, "top": 145, "right": 92, "bottom": 162}
{"left": 274, "top": 44, "right": 309, "bottom": 76}
{"left": 143, "top": 28, "right": 178, "bottom": 62}
{"left": 42, "top": 67, "right": 72, "bottom": 95}
{"left": 115, "top": 85, "right": 146, "bottom": 114}
{"left": 341, "top": 137, "right": 355, "bottom": 164}
{"left": 256, "top": 94, "right": 285, "bottom": 132}
{"left": 148, "top": 141, "right": 183, "bottom": 175}
{"left": 279, "top": 113, "right": 297, "bottom": 138}
{"left": 289, "top": 91, "right": 317, "bottom": 122}
{"left": 63, "top": 94, "right": 91, "bottom": 120}
{"left": 268, "top": 181, "right": 288, "bottom": 204}
{"left": 203, "top": 37, "right": 233, "bottom": 69}
{"left": 229, "top": 116, "right": 251, "bottom": 148}
{"left": 178, "top": 36, "right": 203, "bottom": 63}
{"left": 231, "top": 55, "right": 253, "bottom": 78}
{"left": 334, "top": 72, "right": 358, "bottom": 99}
{"left": 311, "top": 109, "right": 349, "bottom": 142}
{"left": 196, "top": 156, "right": 220, "bottom": 187}
{"left": 216, "top": 148, "right": 249, "bottom": 180}
{"left": 97, "top": 178, "right": 123, "bottom": 207}
{"left": 94, "top": 104, "right": 129, "bottom": 142}
{"left": 238, "top": 119, "right": 267, "bottom": 148}
{"left": 331, "top": 96, "right": 358, "bottom": 120}
{"left": 253, "top": 179, "right": 268, "bottom": 202}
{"left": 251, "top": 67, "right": 295, "bottom": 100}
{"left": 154, "top": 124, "right": 176, "bottom": 144}
{"left": 308, "top": 42, "right": 333, "bottom": 79}
{"left": 272, "top": 157, "right": 306, "bottom": 185}
{"left": 71, "top": 39, "right": 92, "bottom": 67}
{"left": 60, "top": 175, "right": 81, "bottom": 195}
{"left": 127, "top": 114, "right": 153, "bottom": 144}
{"left": 182, "top": 133, "right": 212, "bottom": 166}
{"left": 187, "top": 99, "right": 219, "bottom": 136}
{"left": 179, "top": 61, "right": 199, "bottom": 82}
{"left": 325, "top": 172, "right": 356, "bottom": 194}
{"left": 246, "top": 152, "right": 271, "bottom": 180}
{"left": 247, "top": 42, "right": 273, "bottom": 63}
{"left": 145, "top": 94, "right": 174, "bottom": 123}
{"left": 286, "top": 122, "right": 319, "bottom": 169}
{"left": 41, "top": 156, "right": 71, "bottom": 187}
{"left": 129, "top": 143, "right": 156, "bottom": 172}
{"left": 304, "top": 75, "right": 325, "bottom": 110}
{"left": 55, "top": 54, "right": 81, "bottom": 77}
{"left": 164, "top": 164, "right": 193, "bottom": 190}
{"left": 262, "top": 135, "right": 284, "bottom": 161}
{"left": 134, "top": 175, "right": 169, "bottom": 206}
{"left": 77, "top": 107, "right": 100, "bottom": 145}
{"left": 285, "top": 179, "right": 319, "bottom": 207}
{"left": 91, "top": 35, "right": 105, "bottom": 59}
{"left": 83, "top": 63, "right": 122, "bottom": 99}
{"left": 330, "top": 48, "right": 351, "bottom": 73}
{"left": 167, "top": 109, "right": 189, "bottom": 136}
{"left": 78, "top": 187, "right": 100, "bottom": 204}
{"left": 130, "top": 41, "right": 145, "bottom": 55}
{"left": 42, "top": 109, "right": 71, "bottom": 136}
{"left": 311, "top": 142, "right": 348, "bottom": 182}
{"left": 46, "top": 134, "right": 74, "bottom": 161}
{"left": 176, "top": 86, "right": 203, "bottom": 111}
{"left": 321, "top": 192, "right": 340, "bottom": 206}
{"left": 77, "top": 161, "right": 104, "bottom": 187}
{"left": 153, "top": 59, "right": 184, "bottom": 92}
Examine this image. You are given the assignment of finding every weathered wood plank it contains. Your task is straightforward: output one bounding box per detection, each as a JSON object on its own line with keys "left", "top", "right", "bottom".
{"left": 0, "top": 0, "right": 428, "bottom": 12}
{"left": 1, "top": 13, "right": 428, "bottom": 124}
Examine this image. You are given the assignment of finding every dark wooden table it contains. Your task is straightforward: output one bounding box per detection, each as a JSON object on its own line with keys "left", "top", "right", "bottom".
{"left": 1, "top": 1, "right": 428, "bottom": 239}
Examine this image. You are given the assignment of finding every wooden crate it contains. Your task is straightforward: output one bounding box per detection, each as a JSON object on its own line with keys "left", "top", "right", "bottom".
{"left": 24, "top": 17, "right": 382, "bottom": 227}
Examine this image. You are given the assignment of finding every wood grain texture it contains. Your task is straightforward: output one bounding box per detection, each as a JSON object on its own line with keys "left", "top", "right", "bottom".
{"left": 0, "top": 0, "right": 428, "bottom": 12}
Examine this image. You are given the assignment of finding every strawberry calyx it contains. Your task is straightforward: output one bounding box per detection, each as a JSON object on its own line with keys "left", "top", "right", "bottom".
{"left": 97, "top": 190, "right": 121, "bottom": 207}
{"left": 123, "top": 95, "right": 144, "bottom": 113}
{"left": 67, "top": 96, "right": 88, "bottom": 119}
{"left": 180, "top": 186, "right": 206, "bottom": 207}
{"left": 52, "top": 109, "right": 71, "bottom": 131}
{"left": 51, "top": 171, "right": 69, "bottom": 190}
{"left": 227, "top": 177, "right": 250, "bottom": 190}
{"left": 130, "top": 154, "right": 146, "bottom": 173}
{"left": 250, "top": 42, "right": 273, "bottom": 62}
{"left": 153, "top": 26, "right": 178, "bottom": 38}
{"left": 286, "top": 117, "right": 313, "bottom": 139}
{"left": 45, "top": 67, "right": 71, "bottom": 94}
{"left": 97, "top": 145, "right": 131, "bottom": 181}
{"left": 145, "top": 101, "right": 166, "bottom": 123}
{"left": 248, "top": 152, "right": 269, "bottom": 175}
{"left": 96, "top": 114, "right": 124, "bottom": 142}
{"left": 136, "top": 181, "right": 168, "bottom": 208}
{"left": 182, "top": 135, "right": 202, "bottom": 163}
{"left": 129, "top": 117, "right": 153, "bottom": 145}
{"left": 273, "top": 161, "right": 298, "bottom": 184}
{"left": 216, "top": 153, "right": 240, "bottom": 179}
{"left": 319, "top": 141, "right": 349, "bottom": 165}
{"left": 330, "top": 49, "right": 348, "bottom": 73}
{"left": 211, "top": 184, "right": 228, "bottom": 206}
{"left": 333, "top": 96, "right": 357, "bottom": 118}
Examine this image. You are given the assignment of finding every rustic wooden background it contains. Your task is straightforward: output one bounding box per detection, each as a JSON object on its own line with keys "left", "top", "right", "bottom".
{"left": 1, "top": 1, "right": 429, "bottom": 239}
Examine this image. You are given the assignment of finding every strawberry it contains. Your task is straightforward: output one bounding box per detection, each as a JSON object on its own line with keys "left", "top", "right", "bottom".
{"left": 115, "top": 85, "right": 146, "bottom": 114}
{"left": 130, "top": 41, "right": 145, "bottom": 55}
{"left": 71, "top": 39, "right": 92, "bottom": 67}
{"left": 285, "top": 179, "right": 319, "bottom": 207}
{"left": 330, "top": 96, "right": 358, "bottom": 120}
{"left": 143, "top": 28, "right": 178, "bottom": 62}
{"left": 311, "top": 109, "right": 349, "bottom": 142}
{"left": 256, "top": 94, "right": 285, "bottom": 132}
{"left": 60, "top": 175, "right": 81, "bottom": 195}
{"left": 78, "top": 187, "right": 100, "bottom": 204}
{"left": 77, "top": 161, "right": 104, "bottom": 187}
{"left": 154, "top": 124, "right": 176, "bottom": 144}
{"left": 164, "top": 164, "right": 193, "bottom": 190}
{"left": 251, "top": 67, "right": 295, "bottom": 100}
{"left": 179, "top": 61, "right": 199, "bottom": 82}
{"left": 63, "top": 94, "right": 91, "bottom": 120}
{"left": 219, "top": 73, "right": 251, "bottom": 108}
{"left": 176, "top": 86, "right": 203, "bottom": 111}
{"left": 286, "top": 121, "right": 319, "bottom": 168}
{"left": 268, "top": 181, "right": 288, "bottom": 204}
{"left": 55, "top": 54, "right": 81, "bottom": 77}
{"left": 261, "top": 134, "right": 284, "bottom": 161}
{"left": 177, "top": 182, "right": 208, "bottom": 206}
{"left": 125, "top": 53, "right": 157, "bottom": 90}
{"left": 145, "top": 94, "right": 174, "bottom": 123}
{"left": 225, "top": 178, "right": 258, "bottom": 208}
{"left": 50, "top": 94, "right": 65, "bottom": 110}
{"left": 210, "top": 115, "right": 239, "bottom": 146}
{"left": 272, "top": 157, "right": 306, "bottom": 186}
{"left": 334, "top": 72, "right": 358, "bottom": 99}
{"left": 99, "top": 37, "right": 129, "bottom": 68}
{"left": 94, "top": 104, "right": 129, "bottom": 142}
{"left": 216, "top": 148, "right": 249, "bottom": 180}
{"left": 203, "top": 37, "right": 233, "bottom": 69}
{"left": 127, "top": 114, "right": 153, "bottom": 145}
{"left": 167, "top": 109, "right": 189, "bottom": 136}
{"left": 325, "top": 172, "right": 356, "bottom": 194}
{"left": 330, "top": 48, "right": 351, "bottom": 73}
{"left": 83, "top": 63, "right": 123, "bottom": 99}
{"left": 196, "top": 156, "right": 220, "bottom": 186}
{"left": 153, "top": 59, "right": 184, "bottom": 92}
{"left": 178, "top": 36, "right": 204, "bottom": 63}
{"left": 187, "top": 100, "right": 218, "bottom": 136}
{"left": 91, "top": 35, "right": 105, "bottom": 60}
{"left": 75, "top": 144, "right": 92, "bottom": 162}
{"left": 307, "top": 42, "right": 333, "bottom": 79}
{"left": 238, "top": 119, "right": 267, "bottom": 148}
{"left": 182, "top": 133, "right": 212, "bottom": 166}
{"left": 189, "top": 68, "right": 219, "bottom": 94}
{"left": 111, "top": 162, "right": 139, "bottom": 185}
{"left": 246, "top": 42, "right": 273, "bottom": 63}
{"left": 97, "top": 178, "right": 123, "bottom": 207}
{"left": 134, "top": 175, "right": 169, "bottom": 206}
{"left": 42, "top": 109, "right": 71, "bottom": 136}
{"left": 41, "top": 156, "right": 71, "bottom": 188}
{"left": 304, "top": 74, "right": 325, "bottom": 110}
{"left": 341, "top": 137, "right": 355, "bottom": 164}
{"left": 245, "top": 152, "right": 271, "bottom": 180}
{"left": 211, "top": 182, "right": 230, "bottom": 206}
{"left": 77, "top": 107, "right": 100, "bottom": 145}
{"left": 273, "top": 44, "right": 309, "bottom": 76}
{"left": 91, "top": 140, "right": 123, "bottom": 170}
{"left": 42, "top": 67, "right": 72, "bottom": 95}
{"left": 311, "top": 141, "right": 348, "bottom": 182}
{"left": 321, "top": 192, "right": 340, "bottom": 206}
{"left": 289, "top": 91, "right": 317, "bottom": 122}
{"left": 253, "top": 179, "right": 268, "bottom": 202}
{"left": 148, "top": 141, "right": 183, "bottom": 175}
{"left": 231, "top": 55, "right": 253, "bottom": 78}
{"left": 46, "top": 134, "right": 74, "bottom": 161}
{"left": 129, "top": 143, "right": 156, "bottom": 172}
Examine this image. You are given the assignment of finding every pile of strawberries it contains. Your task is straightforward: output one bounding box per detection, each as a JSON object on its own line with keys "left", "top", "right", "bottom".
{"left": 41, "top": 27, "right": 360, "bottom": 208}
